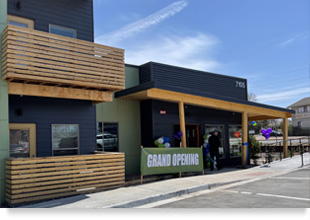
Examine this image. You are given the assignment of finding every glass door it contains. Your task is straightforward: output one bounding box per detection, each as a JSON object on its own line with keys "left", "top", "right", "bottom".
{"left": 228, "top": 125, "right": 242, "bottom": 157}
{"left": 9, "top": 124, "right": 36, "bottom": 158}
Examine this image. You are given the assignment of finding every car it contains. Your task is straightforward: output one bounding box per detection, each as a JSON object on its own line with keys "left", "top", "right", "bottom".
{"left": 96, "top": 133, "right": 118, "bottom": 151}
{"left": 10, "top": 144, "right": 28, "bottom": 153}
{"left": 270, "top": 130, "right": 283, "bottom": 137}
{"left": 10, "top": 144, "right": 29, "bottom": 157}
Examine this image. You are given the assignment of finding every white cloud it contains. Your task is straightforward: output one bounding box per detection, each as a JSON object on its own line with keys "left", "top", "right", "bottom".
{"left": 125, "top": 33, "right": 221, "bottom": 72}
{"left": 256, "top": 87, "right": 310, "bottom": 102}
{"left": 277, "top": 32, "right": 309, "bottom": 48}
{"left": 95, "top": 0, "right": 188, "bottom": 45}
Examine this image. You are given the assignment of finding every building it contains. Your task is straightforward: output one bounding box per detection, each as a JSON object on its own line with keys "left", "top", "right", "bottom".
{"left": 0, "top": 0, "right": 295, "bottom": 206}
{"left": 0, "top": 0, "right": 125, "bottom": 205}
{"left": 288, "top": 97, "right": 310, "bottom": 129}
{"left": 96, "top": 62, "right": 294, "bottom": 175}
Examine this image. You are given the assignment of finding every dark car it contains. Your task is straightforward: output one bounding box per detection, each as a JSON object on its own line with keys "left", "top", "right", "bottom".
{"left": 270, "top": 131, "right": 283, "bottom": 137}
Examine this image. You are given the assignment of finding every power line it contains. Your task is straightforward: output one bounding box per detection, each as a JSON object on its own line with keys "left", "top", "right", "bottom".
{"left": 249, "top": 76, "right": 310, "bottom": 89}
{"left": 241, "top": 67, "right": 309, "bottom": 80}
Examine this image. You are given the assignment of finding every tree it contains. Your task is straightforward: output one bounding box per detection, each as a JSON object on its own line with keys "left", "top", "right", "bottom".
{"left": 248, "top": 92, "right": 257, "bottom": 102}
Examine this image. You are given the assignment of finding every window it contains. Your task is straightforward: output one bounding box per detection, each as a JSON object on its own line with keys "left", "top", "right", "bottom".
{"left": 228, "top": 125, "right": 242, "bottom": 157}
{"left": 52, "top": 124, "right": 79, "bottom": 156}
{"left": 205, "top": 125, "right": 225, "bottom": 158}
{"left": 7, "top": 15, "right": 34, "bottom": 29}
{"left": 96, "top": 122, "right": 118, "bottom": 152}
{"left": 49, "top": 24, "right": 77, "bottom": 38}
{"left": 298, "top": 107, "right": 304, "bottom": 113}
{"left": 307, "top": 106, "right": 310, "bottom": 112}
{"left": 298, "top": 121, "right": 302, "bottom": 128}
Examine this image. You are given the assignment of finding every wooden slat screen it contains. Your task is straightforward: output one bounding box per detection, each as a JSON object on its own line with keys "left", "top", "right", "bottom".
{"left": 5, "top": 153, "right": 125, "bottom": 206}
{"left": 1, "top": 25, "right": 125, "bottom": 91}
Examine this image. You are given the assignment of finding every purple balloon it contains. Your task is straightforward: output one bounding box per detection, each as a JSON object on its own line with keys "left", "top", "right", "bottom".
{"left": 266, "top": 128, "right": 272, "bottom": 134}
{"left": 264, "top": 133, "right": 270, "bottom": 140}
{"left": 174, "top": 134, "right": 179, "bottom": 139}
{"left": 177, "top": 131, "right": 183, "bottom": 137}
{"left": 261, "top": 129, "right": 266, "bottom": 135}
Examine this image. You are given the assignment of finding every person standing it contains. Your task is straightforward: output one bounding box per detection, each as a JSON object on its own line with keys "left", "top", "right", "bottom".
{"left": 208, "top": 130, "right": 222, "bottom": 171}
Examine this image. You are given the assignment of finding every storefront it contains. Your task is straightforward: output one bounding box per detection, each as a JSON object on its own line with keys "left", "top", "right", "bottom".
{"left": 110, "top": 62, "right": 294, "bottom": 172}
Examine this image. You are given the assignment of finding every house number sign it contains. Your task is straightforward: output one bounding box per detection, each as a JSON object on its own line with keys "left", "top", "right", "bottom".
{"left": 235, "top": 81, "right": 246, "bottom": 88}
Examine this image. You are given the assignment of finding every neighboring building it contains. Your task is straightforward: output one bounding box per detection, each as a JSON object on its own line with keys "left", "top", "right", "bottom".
{"left": 288, "top": 97, "right": 310, "bottom": 128}
{"left": 97, "top": 62, "right": 294, "bottom": 175}
{"left": 0, "top": 0, "right": 124, "bottom": 205}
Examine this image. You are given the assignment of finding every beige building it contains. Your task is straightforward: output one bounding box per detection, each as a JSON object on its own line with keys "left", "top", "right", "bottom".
{"left": 288, "top": 97, "right": 310, "bottom": 128}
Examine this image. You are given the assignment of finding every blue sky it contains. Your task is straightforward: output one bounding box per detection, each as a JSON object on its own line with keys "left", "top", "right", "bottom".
{"left": 93, "top": 0, "right": 309, "bottom": 108}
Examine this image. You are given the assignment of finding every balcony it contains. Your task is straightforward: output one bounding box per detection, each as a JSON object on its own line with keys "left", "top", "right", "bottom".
{"left": 1, "top": 25, "right": 125, "bottom": 102}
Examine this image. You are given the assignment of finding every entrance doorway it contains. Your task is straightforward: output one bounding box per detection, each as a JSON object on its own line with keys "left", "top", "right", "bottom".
{"left": 205, "top": 124, "right": 225, "bottom": 158}
{"left": 9, "top": 123, "right": 36, "bottom": 158}
{"left": 174, "top": 124, "right": 201, "bottom": 147}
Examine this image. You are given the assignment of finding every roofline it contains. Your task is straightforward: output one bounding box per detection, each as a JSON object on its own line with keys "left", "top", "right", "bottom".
{"left": 142, "top": 61, "right": 248, "bottom": 82}
{"left": 115, "top": 81, "right": 295, "bottom": 114}
{"left": 287, "top": 97, "right": 310, "bottom": 108}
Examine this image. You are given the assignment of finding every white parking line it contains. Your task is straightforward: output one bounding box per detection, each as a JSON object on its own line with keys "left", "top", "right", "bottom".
{"left": 220, "top": 190, "right": 310, "bottom": 202}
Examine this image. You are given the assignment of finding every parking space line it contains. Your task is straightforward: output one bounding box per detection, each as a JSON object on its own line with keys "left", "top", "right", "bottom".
{"left": 220, "top": 190, "right": 310, "bottom": 202}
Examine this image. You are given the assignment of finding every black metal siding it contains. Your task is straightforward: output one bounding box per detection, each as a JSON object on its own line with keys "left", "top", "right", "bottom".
{"left": 8, "top": 0, "right": 94, "bottom": 42}
{"left": 140, "top": 62, "right": 248, "bottom": 102}
{"left": 9, "top": 95, "right": 96, "bottom": 157}
{"left": 139, "top": 62, "right": 152, "bottom": 84}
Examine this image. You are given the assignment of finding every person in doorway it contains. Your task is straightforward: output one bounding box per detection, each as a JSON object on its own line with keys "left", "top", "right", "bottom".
{"left": 208, "top": 130, "right": 222, "bottom": 171}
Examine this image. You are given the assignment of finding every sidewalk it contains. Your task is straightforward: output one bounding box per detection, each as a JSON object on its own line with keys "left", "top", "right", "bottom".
{"left": 20, "top": 153, "right": 310, "bottom": 208}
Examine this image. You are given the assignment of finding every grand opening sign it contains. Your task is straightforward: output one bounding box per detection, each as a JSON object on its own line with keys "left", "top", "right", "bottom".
{"left": 141, "top": 148, "right": 204, "bottom": 176}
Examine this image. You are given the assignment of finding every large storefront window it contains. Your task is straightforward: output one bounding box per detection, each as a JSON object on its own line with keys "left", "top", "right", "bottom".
{"left": 52, "top": 124, "right": 79, "bottom": 156}
{"left": 205, "top": 125, "right": 225, "bottom": 158}
{"left": 96, "top": 122, "right": 118, "bottom": 152}
{"left": 229, "top": 125, "right": 242, "bottom": 157}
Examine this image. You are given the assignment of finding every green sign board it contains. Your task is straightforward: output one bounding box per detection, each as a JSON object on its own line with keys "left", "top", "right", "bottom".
{"left": 141, "top": 148, "right": 204, "bottom": 176}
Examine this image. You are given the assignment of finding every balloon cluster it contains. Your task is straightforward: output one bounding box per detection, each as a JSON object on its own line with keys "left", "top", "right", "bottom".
{"left": 252, "top": 121, "right": 257, "bottom": 126}
{"left": 202, "top": 134, "right": 209, "bottom": 147}
{"left": 174, "top": 131, "right": 183, "bottom": 140}
{"left": 261, "top": 128, "right": 272, "bottom": 140}
{"left": 154, "top": 136, "right": 171, "bottom": 148}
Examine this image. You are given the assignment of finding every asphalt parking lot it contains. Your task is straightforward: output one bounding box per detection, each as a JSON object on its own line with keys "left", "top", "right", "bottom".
{"left": 154, "top": 167, "right": 310, "bottom": 208}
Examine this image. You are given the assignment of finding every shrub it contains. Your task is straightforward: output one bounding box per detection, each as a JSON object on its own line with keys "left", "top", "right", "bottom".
{"left": 249, "top": 135, "right": 261, "bottom": 165}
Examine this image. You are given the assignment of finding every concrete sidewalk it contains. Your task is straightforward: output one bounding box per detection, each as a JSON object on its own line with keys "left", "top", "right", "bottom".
{"left": 21, "top": 153, "right": 310, "bottom": 208}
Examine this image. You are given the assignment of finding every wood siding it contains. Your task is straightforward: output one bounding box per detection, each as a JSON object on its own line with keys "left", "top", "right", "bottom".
{"left": 9, "top": 95, "right": 96, "bottom": 157}
{"left": 5, "top": 153, "right": 125, "bottom": 206}
{"left": 1, "top": 25, "right": 125, "bottom": 93}
{"left": 8, "top": 0, "right": 94, "bottom": 42}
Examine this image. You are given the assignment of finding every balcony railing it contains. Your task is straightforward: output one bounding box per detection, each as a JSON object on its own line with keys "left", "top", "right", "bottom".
{"left": 1, "top": 25, "right": 125, "bottom": 93}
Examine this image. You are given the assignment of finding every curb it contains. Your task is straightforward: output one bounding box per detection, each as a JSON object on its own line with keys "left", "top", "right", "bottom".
{"left": 108, "top": 162, "right": 310, "bottom": 208}
{"left": 107, "top": 180, "right": 243, "bottom": 208}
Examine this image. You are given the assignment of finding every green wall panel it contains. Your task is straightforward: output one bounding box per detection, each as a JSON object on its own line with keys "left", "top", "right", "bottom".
{"left": 0, "top": 0, "right": 8, "bottom": 206}
{"left": 96, "top": 65, "right": 142, "bottom": 175}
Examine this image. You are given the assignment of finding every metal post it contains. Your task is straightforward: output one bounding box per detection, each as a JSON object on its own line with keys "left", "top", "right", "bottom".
{"left": 300, "top": 144, "right": 304, "bottom": 167}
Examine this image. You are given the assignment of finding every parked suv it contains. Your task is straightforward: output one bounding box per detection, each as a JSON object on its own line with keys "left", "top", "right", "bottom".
{"left": 96, "top": 133, "right": 118, "bottom": 151}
